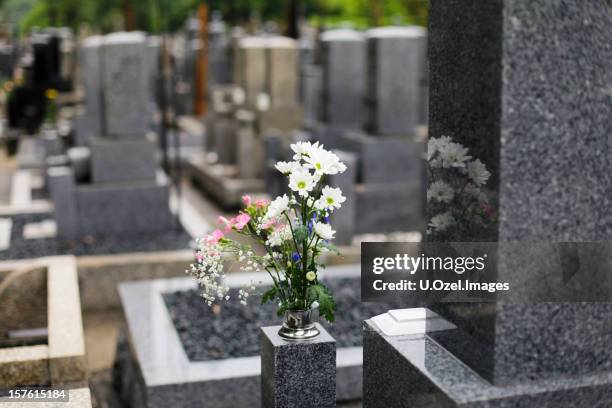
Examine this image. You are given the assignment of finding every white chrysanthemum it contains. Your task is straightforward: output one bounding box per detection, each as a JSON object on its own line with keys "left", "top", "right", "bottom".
{"left": 428, "top": 212, "right": 455, "bottom": 231}
{"left": 304, "top": 147, "right": 344, "bottom": 175}
{"left": 275, "top": 161, "right": 301, "bottom": 175}
{"left": 467, "top": 159, "right": 491, "bottom": 186}
{"left": 427, "top": 181, "right": 454, "bottom": 203}
{"left": 315, "top": 186, "right": 346, "bottom": 210}
{"left": 266, "top": 225, "right": 292, "bottom": 247}
{"left": 289, "top": 168, "right": 317, "bottom": 197}
{"left": 290, "top": 141, "right": 320, "bottom": 161}
{"left": 439, "top": 142, "right": 471, "bottom": 169}
{"left": 264, "top": 194, "right": 289, "bottom": 221}
{"left": 313, "top": 222, "right": 335, "bottom": 240}
{"left": 332, "top": 160, "right": 347, "bottom": 173}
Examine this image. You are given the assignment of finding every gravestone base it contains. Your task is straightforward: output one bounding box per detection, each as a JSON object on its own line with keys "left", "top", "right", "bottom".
{"left": 75, "top": 174, "right": 172, "bottom": 237}
{"left": 261, "top": 325, "right": 336, "bottom": 408}
{"left": 340, "top": 131, "right": 425, "bottom": 184}
{"left": 258, "top": 104, "right": 303, "bottom": 134}
{"left": 355, "top": 181, "right": 424, "bottom": 234}
{"left": 90, "top": 136, "right": 158, "bottom": 183}
{"left": 47, "top": 168, "right": 173, "bottom": 238}
{"left": 185, "top": 153, "right": 265, "bottom": 209}
{"left": 312, "top": 122, "right": 352, "bottom": 150}
{"left": 364, "top": 317, "right": 612, "bottom": 408}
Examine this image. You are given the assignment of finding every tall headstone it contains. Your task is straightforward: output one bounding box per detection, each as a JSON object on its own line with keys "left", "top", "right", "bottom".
{"left": 319, "top": 29, "right": 365, "bottom": 128}
{"left": 266, "top": 36, "right": 299, "bottom": 109}
{"left": 102, "top": 32, "right": 149, "bottom": 136}
{"left": 235, "top": 36, "right": 267, "bottom": 109}
{"left": 364, "top": 26, "right": 427, "bottom": 136}
{"left": 364, "top": 1, "right": 612, "bottom": 406}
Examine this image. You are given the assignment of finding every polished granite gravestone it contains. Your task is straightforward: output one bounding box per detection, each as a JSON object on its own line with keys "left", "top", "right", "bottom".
{"left": 364, "top": 0, "right": 612, "bottom": 406}
{"left": 115, "top": 265, "right": 392, "bottom": 408}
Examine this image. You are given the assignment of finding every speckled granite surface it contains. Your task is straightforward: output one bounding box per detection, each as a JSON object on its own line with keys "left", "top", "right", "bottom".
{"left": 261, "top": 325, "right": 336, "bottom": 408}
{"left": 364, "top": 319, "right": 612, "bottom": 408}
{"left": 427, "top": 0, "right": 612, "bottom": 388}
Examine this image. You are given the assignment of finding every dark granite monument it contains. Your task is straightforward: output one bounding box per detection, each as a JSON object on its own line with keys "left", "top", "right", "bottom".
{"left": 364, "top": 1, "right": 612, "bottom": 406}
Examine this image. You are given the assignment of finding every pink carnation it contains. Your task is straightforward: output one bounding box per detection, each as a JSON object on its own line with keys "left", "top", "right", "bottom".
{"left": 233, "top": 213, "right": 251, "bottom": 230}
{"left": 242, "top": 195, "right": 252, "bottom": 206}
{"left": 205, "top": 229, "right": 224, "bottom": 245}
{"left": 254, "top": 199, "right": 269, "bottom": 208}
{"left": 261, "top": 219, "right": 276, "bottom": 229}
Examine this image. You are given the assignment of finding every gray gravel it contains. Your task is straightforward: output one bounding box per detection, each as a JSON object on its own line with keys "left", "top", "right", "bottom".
{"left": 0, "top": 212, "right": 192, "bottom": 260}
{"left": 164, "top": 277, "right": 402, "bottom": 362}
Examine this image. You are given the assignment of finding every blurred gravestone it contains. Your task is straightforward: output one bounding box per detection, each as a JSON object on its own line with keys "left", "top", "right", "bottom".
{"left": 102, "top": 32, "right": 149, "bottom": 136}
{"left": 364, "top": 26, "right": 427, "bottom": 136}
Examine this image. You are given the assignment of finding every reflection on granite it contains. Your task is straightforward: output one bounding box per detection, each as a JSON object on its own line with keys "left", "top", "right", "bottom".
{"left": 364, "top": 318, "right": 612, "bottom": 407}
{"left": 115, "top": 265, "right": 364, "bottom": 408}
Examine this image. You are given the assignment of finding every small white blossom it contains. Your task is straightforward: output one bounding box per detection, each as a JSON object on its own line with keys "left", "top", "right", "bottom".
{"left": 275, "top": 161, "right": 301, "bottom": 175}
{"left": 304, "top": 147, "right": 344, "bottom": 175}
{"left": 313, "top": 222, "right": 335, "bottom": 240}
{"left": 290, "top": 141, "right": 320, "bottom": 160}
{"left": 315, "top": 186, "right": 346, "bottom": 211}
{"left": 265, "top": 194, "right": 289, "bottom": 220}
{"left": 266, "top": 225, "right": 292, "bottom": 247}
{"left": 289, "top": 168, "right": 317, "bottom": 197}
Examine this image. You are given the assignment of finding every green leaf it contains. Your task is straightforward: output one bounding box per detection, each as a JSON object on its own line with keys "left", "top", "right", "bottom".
{"left": 308, "top": 284, "right": 336, "bottom": 323}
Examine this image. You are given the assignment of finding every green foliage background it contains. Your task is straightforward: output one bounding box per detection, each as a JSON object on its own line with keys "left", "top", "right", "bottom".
{"left": 0, "top": 0, "right": 428, "bottom": 36}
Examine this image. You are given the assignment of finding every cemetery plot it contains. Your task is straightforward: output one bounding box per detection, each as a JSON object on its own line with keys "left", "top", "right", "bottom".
{"left": 0, "top": 256, "right": 86, "bottom": 387}
{"left": 116, "top": 265, "right": 394, "bottom": 408}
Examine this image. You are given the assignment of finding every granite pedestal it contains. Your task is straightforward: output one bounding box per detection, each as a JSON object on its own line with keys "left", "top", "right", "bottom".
{"left": 47, "top": 167, "right": 78, "bottom": 239}
{"left": 261, "top": 325, "right": 336, "bottom": 408}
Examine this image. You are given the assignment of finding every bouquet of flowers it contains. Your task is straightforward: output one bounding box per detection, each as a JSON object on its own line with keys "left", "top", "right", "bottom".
{"left": 188, "top": 141, "right": 346, "bottom": 326}
{"left": 427, "top": 136, "right": 496, "bottom": 240}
